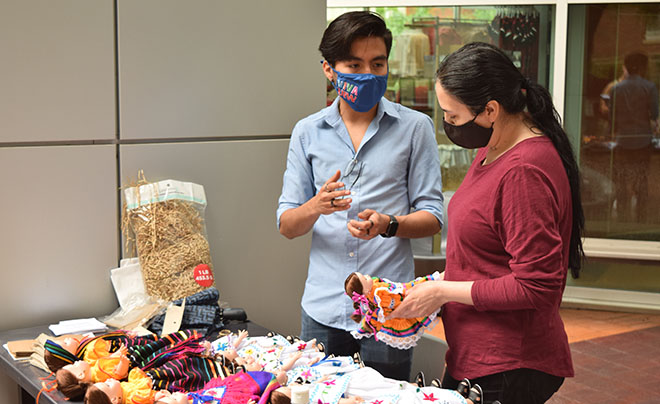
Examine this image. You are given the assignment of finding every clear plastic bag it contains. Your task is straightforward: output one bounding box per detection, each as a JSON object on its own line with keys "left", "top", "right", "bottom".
{"left": 123, "top": 178, "right": 215, "bottom": 301}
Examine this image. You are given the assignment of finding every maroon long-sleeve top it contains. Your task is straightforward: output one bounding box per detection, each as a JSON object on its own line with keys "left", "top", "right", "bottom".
{"left": 442, "top": 136, "right": 574, "bottom": 380}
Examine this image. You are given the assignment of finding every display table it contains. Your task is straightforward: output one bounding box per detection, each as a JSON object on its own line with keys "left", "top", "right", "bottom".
{"left": 0, "top": 321, "right": 269, "bottom": 404}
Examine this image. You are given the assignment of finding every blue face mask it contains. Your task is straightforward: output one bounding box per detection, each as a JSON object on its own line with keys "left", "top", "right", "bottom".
{"left": 330, "top": 65, "right": 388, "bottom": 113}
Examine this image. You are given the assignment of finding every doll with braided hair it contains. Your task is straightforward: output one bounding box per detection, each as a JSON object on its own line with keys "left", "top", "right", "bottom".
{"left": 344, "top": 271, "right": 442, "bottom": 349}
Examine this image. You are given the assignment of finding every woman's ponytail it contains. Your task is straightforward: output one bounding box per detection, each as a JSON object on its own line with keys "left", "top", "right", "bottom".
{"left": 525, "top": 80, "right": 585, "bottom": 278}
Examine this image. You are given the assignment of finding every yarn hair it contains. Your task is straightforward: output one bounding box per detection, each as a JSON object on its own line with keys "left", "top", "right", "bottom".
{"left": 344, "top": 272, "right": 377, "bottom": 323}
{"left": 44, "top": 348, "right": 73, "bottom": 373}
{"left": 270, "top": 389, "right": 291, "bottom": 404}
{"left": 84, "top": 384, "right": 113, "bottom": 404}
{"left": 55, "top": 368, "right": 90, "bottom": 401}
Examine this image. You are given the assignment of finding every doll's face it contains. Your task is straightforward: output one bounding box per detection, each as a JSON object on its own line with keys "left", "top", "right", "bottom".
{"left": 59, "top": 337, "right": 80, "bottom": 355}
{"left": 356, "top": 273, "right": 373, "bottom": 293}
{"left": 94, "top": 379, "right": 123, "bottom": 404}
{"left": 63, "top": 360, "right": 91, "bottom": 383}
{"left": 154, "top": 390, "right": 189, "bottom": 404}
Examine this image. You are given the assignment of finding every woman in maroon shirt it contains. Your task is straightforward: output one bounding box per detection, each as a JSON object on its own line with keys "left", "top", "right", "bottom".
{"left": 389, "top": 42, "right": 585, "bottom": 404}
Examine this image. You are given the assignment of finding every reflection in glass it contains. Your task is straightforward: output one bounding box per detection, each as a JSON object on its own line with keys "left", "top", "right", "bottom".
{"left": 567, "top": 3, "right": 660, "bottom": 241}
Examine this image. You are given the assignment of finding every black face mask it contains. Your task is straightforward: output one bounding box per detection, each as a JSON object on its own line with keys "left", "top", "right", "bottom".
{"left": 443, "top": 114, "right": 493, "bottom": 149}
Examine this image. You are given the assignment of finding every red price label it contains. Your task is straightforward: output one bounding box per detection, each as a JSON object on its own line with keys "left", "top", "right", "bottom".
{"left": 193, "top": 264, "right": 214, "bottom": 287}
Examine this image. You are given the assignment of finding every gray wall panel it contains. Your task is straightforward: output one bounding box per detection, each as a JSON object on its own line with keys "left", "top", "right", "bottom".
{"left": 0, "top": 145, "right": 119, "bottom": 331}
{"left": 118, "top": 0, "right": 326, "bottom": 139}
{"left": 0, "top": 1, "right": 116, "bottom": 143}
{"left": 120, "top": 140, "right": 310, "bottom": 335}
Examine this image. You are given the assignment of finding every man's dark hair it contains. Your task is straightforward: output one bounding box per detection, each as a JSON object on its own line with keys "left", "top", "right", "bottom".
{"left": 319, "top": 11, "right": 392, "bottom": 66}
{"left": 624, "top": 51, "right": 649, "bottom": 76}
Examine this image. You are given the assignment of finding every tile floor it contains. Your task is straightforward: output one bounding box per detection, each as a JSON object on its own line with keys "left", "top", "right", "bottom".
{"left": 426, "top": 308, "right": 660, "bottom": 404}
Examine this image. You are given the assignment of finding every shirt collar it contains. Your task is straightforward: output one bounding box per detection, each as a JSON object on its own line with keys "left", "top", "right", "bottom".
{"left": 324, "top": 97, "right": 401, "bottom": 128}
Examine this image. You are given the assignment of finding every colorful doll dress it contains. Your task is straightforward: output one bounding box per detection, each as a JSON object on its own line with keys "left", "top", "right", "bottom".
{"left": 189, "top": 371, "right": 280, "bottom": 404}
{"left": 286, "top": 356, "right": 359, "bottom": 385}
{"left": 77, "top": 331, "right": 158, "bottom": 363}
{"left": 120, "top": 368, "right": 156, "bottom": 404}
{"left": 42, "top": 331, "right": 158, "bottom": 372}
{"left": 89, "top": 330, "right": 204, "bottom": 383}
{"left": 147, "top": 356, "right": 222, "bottom": 392}
{"left": 351, "top": 271, "right": 442, "bottom": 349}
{"left": 346, "top": 367, "right": 468, "bottom": 404}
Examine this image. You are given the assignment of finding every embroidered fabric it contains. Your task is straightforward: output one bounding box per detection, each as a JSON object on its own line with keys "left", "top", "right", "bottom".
{"left": 351, "top": 271, "right": 442, "bottom": 349}
{"left": 351, "top": 315, "right": 440, "bottom": 350}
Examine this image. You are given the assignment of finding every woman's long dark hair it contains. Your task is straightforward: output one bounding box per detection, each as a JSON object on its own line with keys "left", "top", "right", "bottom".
{"left": 436, "top": 42, "right": 584, "bottom": 278}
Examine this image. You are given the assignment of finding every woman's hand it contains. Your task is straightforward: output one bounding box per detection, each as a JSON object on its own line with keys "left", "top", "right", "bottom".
{"left": 388, "top": 279, "right": 475, "bottom": 319}
{"left": 387, "top": 281, "right": 445, "bottom": 319}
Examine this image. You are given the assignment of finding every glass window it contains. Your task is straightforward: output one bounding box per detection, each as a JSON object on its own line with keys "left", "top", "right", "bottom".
{"left": 566, "top": 4, "right": 660, "bottom": 242}
{"left": 327, "top": 6, "right": 554, "bottom": 193}
{"left": 565, "top": 3, "right": 660, "bottom": 295}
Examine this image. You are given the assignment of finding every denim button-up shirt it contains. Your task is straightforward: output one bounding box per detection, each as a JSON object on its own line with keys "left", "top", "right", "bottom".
{"left": 277, "top": 97, "right": 444, "bottom": 330}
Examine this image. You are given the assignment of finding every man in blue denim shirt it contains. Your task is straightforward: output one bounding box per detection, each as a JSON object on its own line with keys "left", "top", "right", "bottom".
{"left": 277, "top": 11, "right": 443, "bottom": 381}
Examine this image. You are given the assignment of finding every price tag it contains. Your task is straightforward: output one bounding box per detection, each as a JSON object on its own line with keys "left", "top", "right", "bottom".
{"left": 161, "top": 298, "right": 186, "bottom": 336}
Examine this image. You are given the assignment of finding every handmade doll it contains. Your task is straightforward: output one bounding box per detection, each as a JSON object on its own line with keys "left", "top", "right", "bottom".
{"left": 276, "top": 338, "right": 325, "bottom": 371}
{"left": 84, "top": 357, "right": 230, "bottom": 404}
{"left": 54, "top": 360, "right": 92, "bottom": 400}
{"left": 344, "top": 271, "right": 442, "bottom": 349}
{"left": 55, "top": 330, "right": 208, "bottom": 400}
{"left": 187, "top": 370, "right": 284, "bottom": 404}
{"left": 86, "top": 370, "right": 284, "bottom": 404}
{"left": 44, "top": 330, "right": 158, "bottom": 373}
{"left": 85, "top": 368, "right": 155, "bottom": 404}
{"left": 272, "top": 366, "right": 482, "bottom": 404}
{"left": 344, "top": 367, "right": 478, "bottom": 404}
{"left": 269, "top": 374, "right": 363, "bottom": 404}
{"left": 43, "top": 335, "right": 85, "bottom": 373}
{"left": 284, "top": 355, "right": 360, "bottom": 386}
{"left": 212, "top": 331, "right": 326, "bottom": 374}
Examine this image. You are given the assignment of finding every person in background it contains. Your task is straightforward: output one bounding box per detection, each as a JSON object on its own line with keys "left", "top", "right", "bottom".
{"left": 277, "top": 11, "right": 444, "bottom": 381}
{"left": 389, "top": 42, "right": 585, "bottom": 404}
{"left": 607, "top": 51, "right": 659, "bottom": 222}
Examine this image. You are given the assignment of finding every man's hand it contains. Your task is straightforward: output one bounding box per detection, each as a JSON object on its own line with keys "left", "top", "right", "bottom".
{"left": 313, "top": 170, "right": 351, "bottom": 215}
{"left": 347, "top": 209, "right": 386, "bottom": 239}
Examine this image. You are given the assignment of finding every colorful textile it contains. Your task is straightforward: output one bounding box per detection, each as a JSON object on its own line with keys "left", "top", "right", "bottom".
{"left": 196, "top": 371, "right": 280, "bottom": 404}
{"left": 76, "top": 331, "right": 158, "bottom": 361}
{"left": 352, "top": 272, "right": 442, "bottom": 349}
{"left": 148, "top": 356, "right": 220, "bottom": 392}
{"left": 91, "top": 353, "right": 130, "bottom": 382}
{"left": 120, "top": 368, "right": 156, "bottom": 404}
{"left": 43, "top": 339, "right": 77, "bottom": 366}
{"left": 149, "top": 288, "right": 223, "bottom": 335}
{"left": 308, "top": 374, "right": 352, "bottom": 404}
{"left": 129, "top": 330, "right": 201, "bottom": 369}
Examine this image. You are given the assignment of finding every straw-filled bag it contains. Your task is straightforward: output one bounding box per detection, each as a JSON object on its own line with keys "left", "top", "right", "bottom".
{"left": 123, "top": 177, "right": 215, "bottom": 301}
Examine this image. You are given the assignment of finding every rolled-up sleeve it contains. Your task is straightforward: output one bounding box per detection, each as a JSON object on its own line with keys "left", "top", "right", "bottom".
{"left": 407, "top": 115, "right": 444, "bottom": 227}
{"left": 276, "top": 122, "right": 315, "bottom": 228}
